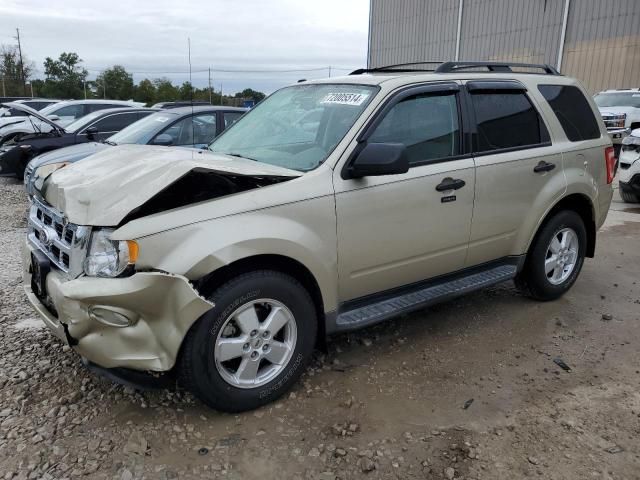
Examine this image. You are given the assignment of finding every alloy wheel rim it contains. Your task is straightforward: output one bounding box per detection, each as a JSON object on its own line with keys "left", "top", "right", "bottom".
{"left": 214, "top": 299, "right": 297, "bottom": 389}
{"left": 545, "top": 227, "right": 579, "bottom": 285}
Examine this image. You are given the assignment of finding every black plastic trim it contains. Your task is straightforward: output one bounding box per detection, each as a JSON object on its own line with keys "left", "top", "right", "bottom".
{"left": 83, "top": 359, "right": 175, "bottom": 390}
{"left": 328, "top": 256, "right": 525, "bottom": 334}
{"left": 466, "top": 80, "right": 527, "bottom": 92}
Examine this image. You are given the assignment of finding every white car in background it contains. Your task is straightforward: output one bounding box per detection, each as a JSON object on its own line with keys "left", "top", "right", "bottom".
{"left": 0, "top": 99, "right": 61, "bottom": 129}
{"left": 618, "top": 128, "right": 640, "bottom": 203}
{"left": 594, "top": 88, "right": 640, "bottom": 157}
{"left": 0, "top": 99, "right": 145, "bottom": 140}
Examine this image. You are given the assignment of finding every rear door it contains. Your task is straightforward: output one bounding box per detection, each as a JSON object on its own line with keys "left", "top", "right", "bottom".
{"left": 334, "top": 82, "right": 476, "bottom": 301}
{"left": 464, "top": 80, "right": 566, "bottom": 266}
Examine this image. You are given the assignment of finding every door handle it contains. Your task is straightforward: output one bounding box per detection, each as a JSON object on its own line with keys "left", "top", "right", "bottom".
{"left": 436, "top": 177, "right": 466, "bottom": 192}
{"left": 533, "top": 161, "right": 556, "bottom": 173}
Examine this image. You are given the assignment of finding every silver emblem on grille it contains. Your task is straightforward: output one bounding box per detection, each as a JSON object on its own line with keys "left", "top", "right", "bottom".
{"left": 40, "top": 226, "right": 57, "bottom": 247}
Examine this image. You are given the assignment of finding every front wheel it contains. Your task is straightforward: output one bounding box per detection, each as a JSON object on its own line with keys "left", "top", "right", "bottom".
{"left": 179, "top": 270, "right": 317, "bottom": 412}
{"left": 619, "top": 188, "right": 639, "bottom": 204}
{"left": 515, "top": 210, "right": 587, "bottom": 301}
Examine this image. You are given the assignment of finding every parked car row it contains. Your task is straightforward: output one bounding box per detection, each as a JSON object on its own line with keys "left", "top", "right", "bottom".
{"left": 0, "top": 100, "right": 246, "bottom": 180}
{"left": 24, "top": 106, "right": 246, "bottom": 191}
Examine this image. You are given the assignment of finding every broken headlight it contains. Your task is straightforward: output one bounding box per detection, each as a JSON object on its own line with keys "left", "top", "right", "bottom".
{"left": 83, "top": 229, "right": 138, "bottom": 277}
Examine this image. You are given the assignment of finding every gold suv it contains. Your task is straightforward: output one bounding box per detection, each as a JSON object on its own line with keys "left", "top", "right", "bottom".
{"left": 24, "top": 62, "right": 615, "bottom": 411}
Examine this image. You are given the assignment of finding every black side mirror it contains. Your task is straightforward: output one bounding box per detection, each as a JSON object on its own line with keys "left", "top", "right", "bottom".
{"left": 152, "top": 133, "right": 174, "bottom": 146}
{"left": 345, "top": 142, "right": 409, "bottom": 179}
{"left": 85, "top": 126, "right": 98, "bottom": 139}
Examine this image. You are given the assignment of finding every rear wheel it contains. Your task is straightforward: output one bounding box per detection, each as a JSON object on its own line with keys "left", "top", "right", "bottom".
{"left": 179, "top": 270, "right": 317, "bottom": 412}
{"left": 620, "top": 189, "right": 639, "bottom": 203}
{"left": 515, "top": 210, "right": 587, "bottom": 301}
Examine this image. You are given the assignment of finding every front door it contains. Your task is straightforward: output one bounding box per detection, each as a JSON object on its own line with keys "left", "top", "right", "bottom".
{"left": 334, "top": 83, "right": 476, "bottom": 302}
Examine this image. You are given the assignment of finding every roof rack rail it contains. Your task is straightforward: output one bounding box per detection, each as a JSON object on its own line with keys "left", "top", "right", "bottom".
{"left": 350, "top": 61, "right": 444, "bottom": 75}
{"left": 435, "top": 61, "right": 560, "bottom": 75}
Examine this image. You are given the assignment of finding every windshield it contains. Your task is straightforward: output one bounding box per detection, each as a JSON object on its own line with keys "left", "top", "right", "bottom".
{"left": 209, "top": 84, "right": 378, "bottom": 171}
{"left": 108, "top": 111, "right": 178, "bottom": 144}
{"left": 594, "top": 92, "right": 640, "bottom": 108}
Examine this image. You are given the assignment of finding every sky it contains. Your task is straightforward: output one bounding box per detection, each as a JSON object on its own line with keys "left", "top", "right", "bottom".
{"left": 0, "top": 0, "right": 369, "bottom": 94}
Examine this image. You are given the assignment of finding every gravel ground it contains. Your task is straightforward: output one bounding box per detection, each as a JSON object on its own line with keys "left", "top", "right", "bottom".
{"left": 0, "top": 176, "right": 639, "bottom": 480}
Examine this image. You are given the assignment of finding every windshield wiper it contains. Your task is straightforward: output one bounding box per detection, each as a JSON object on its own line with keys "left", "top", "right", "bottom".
{"left": 221, "top": 152, "right": 257, "bottom": 162}
{"left": 101, "top": 140, "right": 117, "bottom": 146}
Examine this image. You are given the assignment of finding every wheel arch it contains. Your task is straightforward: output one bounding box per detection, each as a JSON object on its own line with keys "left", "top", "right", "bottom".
{"left": 193, "top": 254, "right": 328, "bottom": 346}
{"left": 528, "top": 193, "right": 597, "bottom": 258}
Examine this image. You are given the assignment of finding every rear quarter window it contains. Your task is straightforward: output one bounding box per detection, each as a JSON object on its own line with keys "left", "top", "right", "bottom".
{"left": 538, "top": 85, "right": 601, "bottom": 141}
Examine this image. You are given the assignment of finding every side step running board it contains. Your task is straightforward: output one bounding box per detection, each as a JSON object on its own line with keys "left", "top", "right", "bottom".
{"left": 335, "top": 264, "right": 517, "bottom": 332}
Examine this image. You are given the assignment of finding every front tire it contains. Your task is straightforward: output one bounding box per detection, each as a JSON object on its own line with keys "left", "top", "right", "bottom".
{"left": 515, "top": 210, "right": 587, "bottom": 301}
{"left": 179, "top": 270, "right": 317, "bottom": 412}
{"left": 619, "top": 188, "right": 639, "bottom": 203}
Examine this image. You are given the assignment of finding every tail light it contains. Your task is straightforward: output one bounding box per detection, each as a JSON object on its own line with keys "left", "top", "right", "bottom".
{"left": 605, "top": 146, "right": 616, "bottom": 184}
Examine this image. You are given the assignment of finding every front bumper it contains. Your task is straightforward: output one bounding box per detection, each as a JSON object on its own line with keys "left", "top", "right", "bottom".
{"left": 607, "top": 129, "right": 630, "bottom": 158}
{"left": 22, "top": 240, "right": 213, "bottom": 371}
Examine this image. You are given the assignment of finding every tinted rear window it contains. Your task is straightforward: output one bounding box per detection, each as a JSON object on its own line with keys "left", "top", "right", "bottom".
{"left": 470, "top": 91, "right": 549, "bottom": 152}
{"left": 538, "top": 85, "right": 600, "bottom": 141}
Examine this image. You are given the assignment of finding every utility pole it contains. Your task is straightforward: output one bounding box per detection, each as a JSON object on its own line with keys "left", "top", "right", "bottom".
{"left": 208, "top": 67, "right": 212, "bottom": 104}
{"left": 1, "top": 75, "right": 5, "bottom": 97}
{"left": 83, "top": 79, "right": 87, "bottom": 99}
{"left": 220, "top": 83, "right": 223, "bottom": 105}
{"left": 15, "top": 28, "right": 27, "bottom": 96}
{"left": 328, "top": 66, "right": 332, "bottom": 77}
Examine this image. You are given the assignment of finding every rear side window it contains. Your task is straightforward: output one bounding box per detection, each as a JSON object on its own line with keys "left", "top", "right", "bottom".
{"left": 470, "top": 91, "right": 549, "bottom": 153}
{"left": 368, "top": 92, "right": 461, "bottom": 165}
{"left": 90, "top": 112, "right": 141, "bottom": 132}
{"left": 538, "top": 85, "right": 601, "bottom": 141}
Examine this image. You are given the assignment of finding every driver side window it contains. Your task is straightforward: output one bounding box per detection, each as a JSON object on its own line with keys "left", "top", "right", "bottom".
{"left": 368, "top": 93, "right": 461, "bottom": 166}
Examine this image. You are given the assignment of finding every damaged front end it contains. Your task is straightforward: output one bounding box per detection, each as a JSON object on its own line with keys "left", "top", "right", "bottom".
{"left": 23, "top": 239, "right": 214, "bottom": 371}
{"left": 24, "top": 145, "right": 302, "bottom": 373}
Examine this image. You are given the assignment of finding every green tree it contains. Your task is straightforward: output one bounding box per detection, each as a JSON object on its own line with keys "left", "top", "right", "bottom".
{"left": 234, "top": 88, "right": 265, "bottom": 103}
{"left": 42, "top": 52, "right": 88, "bottom": 99}
{"left": 178, "top": 81, "right": 194, "bottom": 101}
{"left": 0, "top": 45, "right": 35, "bottom": 96}
{"left": 134, "top": 78, "right": 156, "bottom": 105}
{"left": 95, "top": 65, "right": 133, "bottom": 100}
{"left": 153, "top": 78, "right": 179, "bottom": 102}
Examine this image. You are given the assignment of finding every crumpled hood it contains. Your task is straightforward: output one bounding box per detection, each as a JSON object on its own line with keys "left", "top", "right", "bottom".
{"left": 43, "top": 144, "right": 302, "bottom": 226}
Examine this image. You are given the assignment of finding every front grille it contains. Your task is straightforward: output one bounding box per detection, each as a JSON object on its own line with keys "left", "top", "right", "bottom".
{"left": 27, "top": 198, "right": 91, "bottom": 278}
{"left": 620, "top": 162, "right": 631, "bottom": 170}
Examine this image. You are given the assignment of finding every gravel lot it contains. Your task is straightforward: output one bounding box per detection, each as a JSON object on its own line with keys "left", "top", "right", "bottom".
{"left": 0, "top": 176, "right": 639, "bottom": 480}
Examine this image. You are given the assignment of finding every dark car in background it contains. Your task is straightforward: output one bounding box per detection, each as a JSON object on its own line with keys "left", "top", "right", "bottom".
{"left": 0, "top": 104, "right": 155, "bottom": 179}
{"left": 24, "top": 105, "right": 247, "bottom": 192}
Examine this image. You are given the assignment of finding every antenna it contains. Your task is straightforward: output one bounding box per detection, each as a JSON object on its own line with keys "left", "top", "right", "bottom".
{"left": 188, "top": 37, "right": 195, "bottom": 148}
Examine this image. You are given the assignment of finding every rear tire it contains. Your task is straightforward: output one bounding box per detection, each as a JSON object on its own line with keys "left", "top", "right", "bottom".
{"left": 620, "top": 189, "right": 639, "bottom": 203}
{"left": 179, "top": 270, "right": 317, "bottom": 412}
{"left": 515, "top": 210, "right": 587, "bottom": 301}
